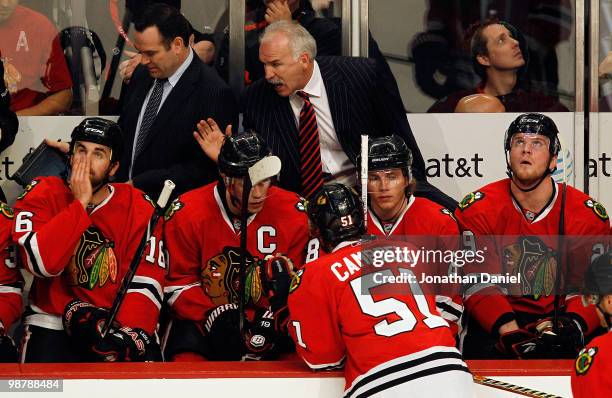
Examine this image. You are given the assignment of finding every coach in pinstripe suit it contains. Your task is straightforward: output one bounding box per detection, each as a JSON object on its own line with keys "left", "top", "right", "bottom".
{"left": 241, "top": 21, "right": 456, "bottom": 209}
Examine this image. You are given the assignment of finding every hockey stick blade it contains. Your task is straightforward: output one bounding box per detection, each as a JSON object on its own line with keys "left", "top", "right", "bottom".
{"left": 102, "top": 180, "right": 176, "bottom": 337}
{"left": 248, "top": 156, "right": 281, "bottom": 186}
{"left": 473, "top": 375, "right": 563, "bottom": 398}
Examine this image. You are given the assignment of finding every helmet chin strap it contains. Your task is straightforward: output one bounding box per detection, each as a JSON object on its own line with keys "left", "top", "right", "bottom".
{"left": 505, "top": 152, "right": 556, "bottom": 192}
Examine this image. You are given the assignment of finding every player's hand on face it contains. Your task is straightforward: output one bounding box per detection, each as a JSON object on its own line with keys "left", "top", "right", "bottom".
{"left": 119, "top": 50, "right": 141, "bottom": 84}
{"left": 70, "top": 151, "right": 93, "bottom": 209}
{"left": 265, "top": 0, "right": 292, "bottom": 23}
{"left": 44, "top": 138, "right": 70, "bottom": 154}
{"left": 193, "top": 118, "right": 232, "bottom": 163}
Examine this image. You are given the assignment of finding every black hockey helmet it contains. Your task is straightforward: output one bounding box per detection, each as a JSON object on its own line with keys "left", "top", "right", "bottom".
{"left": 504, "top": 113, "right": 561, "bottom": 156}
{"left": 218, "top": 130, "right": 271, "bottom": 178}
{"left": 70, "top": 117, "right": 123, "bottom": 162}
{"left": 584, "top": 252, "right": 612, "bottom": 298}
{"left": 358, "top": 135, "right": 413, "bottom": 175}
{"left": 307, "top": 183, "right": 365, "bottom": 248}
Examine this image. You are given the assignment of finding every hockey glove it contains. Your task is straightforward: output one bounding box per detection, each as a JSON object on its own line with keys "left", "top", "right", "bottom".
{"left": 63, "top": 299, "right": 110, "bottom": 346}
{"left": 91, "top": 326, "right": 160, "bottom": 362}
{"left": 496, "top": 328, "right": 541, "bottom": 359}
{"left": 243, "top": 307, "right": 278, "bottom": 360}
{"left": 202, "top": 303, "right": 244, "bottom": 360}
{"left": 0, "top": 325, "right": 17, "bottom": 363}
{"left": 260, "top": 254, "right": 295, "bottom": 307}
{"left": 525, "top": 315, "right": 585, "bottom": 359}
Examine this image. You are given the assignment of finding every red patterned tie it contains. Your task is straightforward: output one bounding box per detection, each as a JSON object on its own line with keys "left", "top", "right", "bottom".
{"left": 296, "top": 91, "right": 324, "bottom": 199}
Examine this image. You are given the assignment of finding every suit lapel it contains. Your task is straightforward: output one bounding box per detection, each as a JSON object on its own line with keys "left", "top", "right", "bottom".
{"left": 273, "top": 94, "right": 300, "bottom": 174}
{"left": 138, "top": 56, "right": 199, "bottom": 154}
{"left": 318, "top": 58, "right": 352, "bottom": 155}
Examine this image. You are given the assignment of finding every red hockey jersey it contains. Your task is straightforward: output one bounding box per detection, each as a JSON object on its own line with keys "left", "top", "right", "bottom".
{"left": 163, "top": 182, "right": 310, "bottom": 321}
{"left": 12, "top": 177, "right": 165, "bottom": 335}
{"left": 288, "top": 240, "right": 470, "bottom": 395}
{"left": 572, "top": 332, "right": 612, "bottom": 398}
{"left": 454, "top": 179, "right": 610, "bottom": 335}
{"left": 367, "top": 196, "right": 463, "bottom": 332}
{"left": 0, "top": 202, "right": 22, "bottom": 330}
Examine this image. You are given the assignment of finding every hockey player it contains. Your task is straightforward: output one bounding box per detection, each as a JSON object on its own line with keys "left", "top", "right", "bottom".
{"left": 287, "top": 183, "right": 475, "bottom": 398}
{"left": 454, "top": 113, "right": 610, "bottom": 359}
{"left": 12, "top": 118, "right": 166, "bottom": 362}
{"left": 361, "top": 136, "right": 463, "bottom": 330}
{"left": 0, "top": 202, "right": 21, "bottom": 362}
{"left": 163, "top": 130, "right": 310, "bottom": 361}
{"left": 571, "top": 252, "right": 612, "bottom": 397}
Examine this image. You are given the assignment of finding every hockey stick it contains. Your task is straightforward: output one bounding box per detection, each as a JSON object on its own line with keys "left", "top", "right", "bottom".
{"left": 102, "top": 179, "right": 176, "bottom": 337}
{"left": 360, "top": 135, "right": 368, "bottom": 230}
{"left": 552, "top": 182, "right": 567, "bottom": 335}
{"left": 473, "top": 375, "right": 563, "bottom": 398}
{"left": 238, "top": 156, "right": 282, "bottom": 335}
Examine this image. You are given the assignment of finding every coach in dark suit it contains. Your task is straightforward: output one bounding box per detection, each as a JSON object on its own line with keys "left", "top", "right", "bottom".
{"left": 116, "top": 3, "right": 237, "bottom": 197}
{"left": 241, "top": 20, "right": 455, "bottom": 209}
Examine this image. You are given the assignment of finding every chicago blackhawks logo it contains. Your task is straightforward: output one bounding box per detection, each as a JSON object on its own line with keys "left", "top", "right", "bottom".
{"left": 0, "top": 202, "right": 14, "bottom": 219}
{"left": 457, "top": 191, "right": 484, "bottom": 211}
{"left": 584, "top": 199, "right": 609, "bottom": 221}
{"left": 202, "top": 247, "right": 264, "bottom": 307}
{"left": 575, "top": 347, "right": 598, "bottom": 376}
{"left": 17, "top": 180, "right": 40, "bottom": 201}
{"left": 503, "top": 236, "right": 557, "bottom": 298}
{"left": 164, "top": 199, "right": 184, "bottom": 221}
{"left": 67, "top": 226, "right": 117, "bottom": 289}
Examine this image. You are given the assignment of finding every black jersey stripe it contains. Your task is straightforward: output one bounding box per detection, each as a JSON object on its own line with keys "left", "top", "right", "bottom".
{"left": 344, "top": 350, "right": 465, "bottom": 398}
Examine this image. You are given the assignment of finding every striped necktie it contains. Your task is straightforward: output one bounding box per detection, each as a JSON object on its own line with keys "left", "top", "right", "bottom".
{"left": 296, "top": 91, "right": 324, "bottom": 199}
{"left": 135, "top": 78, "right": 167, "bottom": 159}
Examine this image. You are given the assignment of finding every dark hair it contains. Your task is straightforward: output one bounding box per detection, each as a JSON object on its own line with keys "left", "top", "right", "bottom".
{"left": 466, "top": 18, "right": 528, "bottom": 82}
{"left": 134, "top": 3, "right": 191, "bottom": 49}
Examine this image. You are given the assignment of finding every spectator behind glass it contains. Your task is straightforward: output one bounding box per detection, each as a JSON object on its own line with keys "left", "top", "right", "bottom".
{"left": 428, "top": 19, "right": 568, "bottom": 113}
{"left": 411, "top": 0, "right": 571, "bottom": 103}
{"left": 0, "top": 0, "right": 72, "bottom": 115}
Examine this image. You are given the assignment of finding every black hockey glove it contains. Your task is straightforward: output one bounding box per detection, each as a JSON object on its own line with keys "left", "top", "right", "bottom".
{"left": 63, "top": 299, "right": 110, "bottom": 346}
{"left": 202, "top": 303, "right": 244, "bottom": 360}
{"left": 260, "top": 254, "right": 295, "bottom": 307}
{"left": 0, "top": 325, "right": 17, "bottom": 363}
{"left": 91, "top": 326, "right": 160, "bottom": 362}
{"left": 243, "top": 307, "right": 278, "bottom": 360}
{"left": 496, "top": 328, "right": 541, "bottom": 359}
{"left": 524, "top": 315, "right": 585, "bottom": 359}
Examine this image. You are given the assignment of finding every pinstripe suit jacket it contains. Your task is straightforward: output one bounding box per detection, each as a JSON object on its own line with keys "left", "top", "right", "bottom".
{"left": 242, "top": 56, "right": 425, "bottom": 193}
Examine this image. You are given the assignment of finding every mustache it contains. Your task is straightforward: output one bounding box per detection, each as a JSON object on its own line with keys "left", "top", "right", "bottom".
{"left": 267, "top": 78, "right": 284, "bottom": 86}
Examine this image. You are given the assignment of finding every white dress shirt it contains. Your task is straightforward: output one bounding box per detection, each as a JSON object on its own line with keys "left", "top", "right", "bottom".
{"left": 289, "top": 61, "right": 354, "bottom": 185}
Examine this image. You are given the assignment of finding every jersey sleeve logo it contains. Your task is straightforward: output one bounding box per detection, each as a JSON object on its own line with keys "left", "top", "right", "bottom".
{"left": 16, "top": 179, "right": 40, "bottom": 201}
{"left": 575, "top": 346, "right": 598, "bottom": 376}
{"left": 0, "top": 202, "right": 14, "bottom": 219}
{"left": 440, "top": 208, "right": 457, "bottom": 222}
{"left": 289, "top": 268, "right": 305, "bottom": 294}
{"left": 67, "top": 225, "right": 117, "bottom": 289}
{"left": 457, "top": 191, "right": 484, "bottom": 211}
{"left": 584, "top": 199, "right": 609, "bottom": 222}
{"left": 164, "top": 199, "right": 184, "bottom": 221}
